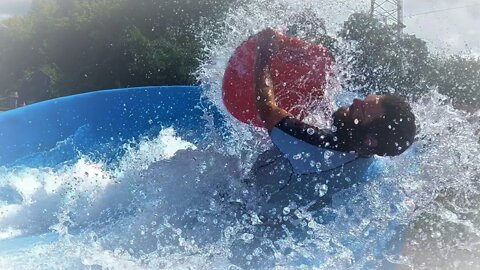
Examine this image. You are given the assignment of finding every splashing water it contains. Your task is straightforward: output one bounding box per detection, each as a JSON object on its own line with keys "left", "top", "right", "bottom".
{"left": 196, "top": 0, "right": 480, "bottom": 268}
{"left": 1, "top": 0, "right": 479, "bottom": 269}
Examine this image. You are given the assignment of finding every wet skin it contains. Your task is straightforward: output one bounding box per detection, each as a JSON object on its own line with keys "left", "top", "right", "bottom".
{"left": 337, "top": 95, "right": 386, "bottom": 126}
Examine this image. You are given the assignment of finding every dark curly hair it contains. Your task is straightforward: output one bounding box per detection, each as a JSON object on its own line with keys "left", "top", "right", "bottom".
{"left": 366, "top": 95, "right": 416, "bottom": 156}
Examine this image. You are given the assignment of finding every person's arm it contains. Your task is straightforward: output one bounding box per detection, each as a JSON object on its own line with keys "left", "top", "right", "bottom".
{"left": 254, "top": 28, "right": 291, "bottom": 132}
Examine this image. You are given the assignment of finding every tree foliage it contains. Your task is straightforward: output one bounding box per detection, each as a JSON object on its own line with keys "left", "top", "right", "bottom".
{"left": 256, "top": 11, "right": 466, "bottom": 105}
{"left": 0, "top": 0, "right": 239, "bottom": 103}
{"left": 338, "top": 13, "right": 479, "bottom": 110}
{"left": 0, "top": 5, "right": 478, "bottom": 111}
{"left": 338, "top": 13, "right": 431, "bottom": 98}
{"left": 429, "top": 55, "right": 480, "bottom": 110}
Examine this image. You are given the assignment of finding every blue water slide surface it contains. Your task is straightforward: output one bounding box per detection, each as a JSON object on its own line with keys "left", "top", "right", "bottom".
{"left": 0, "top": 86, "right": 224, "bottom": 167}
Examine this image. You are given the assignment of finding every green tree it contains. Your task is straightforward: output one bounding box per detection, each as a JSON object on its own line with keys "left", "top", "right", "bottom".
{"left": 338, "top": 13, "right": 430, "bottom": 98}
{"left": 429, "top": 55, "right": 480, "bottom": 111}
{"left": 0, "top": 0, "right": 241, "bottom": 102}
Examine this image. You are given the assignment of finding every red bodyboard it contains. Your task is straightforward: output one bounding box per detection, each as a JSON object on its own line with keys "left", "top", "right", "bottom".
{"left": 222, "top": 33, "right": 334, "bottom": 127}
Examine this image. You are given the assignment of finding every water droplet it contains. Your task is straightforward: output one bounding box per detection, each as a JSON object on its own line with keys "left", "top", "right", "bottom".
{"left": 307, "top": 128, "right": 315, "bottom": 135}
{"left": 241, "top": 233, "right": 254, "bottom": 242}
{"left": 253, "top": 247, "right": 263, "bottom": 256}
{"left": 315, "top": 183, "right": 328, "bottom": 197}
{"left": 354, "top": 119, "right": 359, "bottom": 125}
{"left": 324, "top": 150, "right": 333, "bottom": 160}
{"left": 224, "top": 226, "right": 235, "bottom": 239}
{"left": 283, "top": 207, "right": 291, "bottom": 215}
{"left": 431, "top": 231, "right": 441, "bottom": 239}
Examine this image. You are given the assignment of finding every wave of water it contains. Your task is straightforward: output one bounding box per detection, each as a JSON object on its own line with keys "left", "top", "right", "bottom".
{"left": 0, "top": 126, "right": 410, "bottom": 269}
{"left": 0, "top": 97, "right": 479, "bottom": 269}
{"left": 1, "top": 0, "right": 480, "bottom": 269}
{"left": 0, "top": 95, "right": 479, "bottom": 269}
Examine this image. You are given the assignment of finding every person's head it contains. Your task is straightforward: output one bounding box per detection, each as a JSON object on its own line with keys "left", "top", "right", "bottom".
{"left": 332, "top": 94, "right": 416, "bottom": 156}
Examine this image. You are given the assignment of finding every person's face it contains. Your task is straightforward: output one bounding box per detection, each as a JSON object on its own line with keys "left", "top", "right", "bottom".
{"left": 332, "top": 95, "right": 386, "bottom": 153}
{"left": 334, "top": 95, "right": 386, "bottom": 126}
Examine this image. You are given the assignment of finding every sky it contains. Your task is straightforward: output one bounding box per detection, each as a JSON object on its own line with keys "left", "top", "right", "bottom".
{"left": 403, "top": 0, "right": 480, "bottom": 56}
{"left": 0, "top": 0, "right": 478, "bottom": 55}
{"left": 0, "top": 0, "right": 30, "bottom": 20}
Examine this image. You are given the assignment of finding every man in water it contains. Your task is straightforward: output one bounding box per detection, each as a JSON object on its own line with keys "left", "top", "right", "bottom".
{"left": 249, "top": 28, "right": 416, "bottom": 215}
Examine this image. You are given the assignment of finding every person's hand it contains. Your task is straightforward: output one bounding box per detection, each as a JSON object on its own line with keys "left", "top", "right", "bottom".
{"left": 254, "top": 28, "right": 291, "bottom": 131}
{"left": 256, "top": 28, "right": 283, "bottom": 54}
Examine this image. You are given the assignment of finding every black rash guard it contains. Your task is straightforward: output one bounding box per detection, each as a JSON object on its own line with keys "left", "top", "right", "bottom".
{"left": 273, "top": 116, "right": 356, "bottom": 152}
